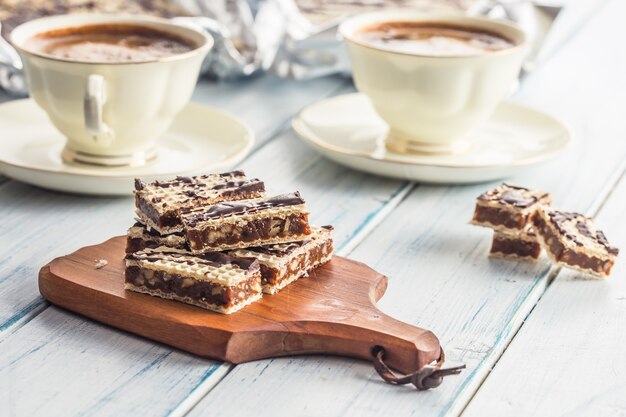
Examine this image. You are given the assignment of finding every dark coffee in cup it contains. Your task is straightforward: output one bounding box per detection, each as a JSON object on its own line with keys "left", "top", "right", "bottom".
{"left": 355, "top": 21, "right": 516, "bottom": 56}
{"left": 24, "top": 23, "right": 196, "bottom": 63}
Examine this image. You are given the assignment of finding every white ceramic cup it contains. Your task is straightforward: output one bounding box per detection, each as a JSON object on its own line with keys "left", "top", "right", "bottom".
{"left": 340, "top": 12, "right": 527, "bottom": 154}
{"left": 11, "top": 14, "right": 213, "bottom": 166}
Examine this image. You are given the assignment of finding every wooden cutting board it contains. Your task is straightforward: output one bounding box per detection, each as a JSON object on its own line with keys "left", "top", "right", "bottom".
{"left": 39, "top": 236, "right": 441, "bottom": 373}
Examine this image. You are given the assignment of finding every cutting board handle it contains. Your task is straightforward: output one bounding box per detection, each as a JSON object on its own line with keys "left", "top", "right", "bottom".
{"left": 278, "top": 310, "right": 441, "bottom": 374}
{"left": 224, "top": 306, "right": 443, "bottom": 374}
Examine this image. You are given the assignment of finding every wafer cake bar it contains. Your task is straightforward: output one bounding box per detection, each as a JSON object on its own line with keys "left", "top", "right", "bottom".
{"left": 531, "top": 207, "right": 619, "bottom": 277}
{"left": 490, "top": 229, "right": 541, "bottom": 261}
{"left": 181, "top": 192, "right": 312, "bottom": 253}
{"left": 472, "top": 183, "right": 552, "bottom": 233}
{"left": 125, "top": 248, "right": 263, "bottom": 314}
{"left": 134, "top": 171, "right": 265, "bottom": 234}
{"left": 229, "top": 225, "right": 334, "bottom": 294}
{"left": 126, "top": 222, "right": 334, "bottom": 294}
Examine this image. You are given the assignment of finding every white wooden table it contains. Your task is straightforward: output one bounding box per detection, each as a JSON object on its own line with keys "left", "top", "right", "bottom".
{"left": 2, "top": 1, "right": 626, "bottom": 415}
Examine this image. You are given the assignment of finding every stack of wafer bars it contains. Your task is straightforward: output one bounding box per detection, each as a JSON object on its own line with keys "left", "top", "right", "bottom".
{"left": 124, "top": 170, "right": 334, "bottom": 314}
{"left": 472, "top": 183, "right": 619, "bottom": 277}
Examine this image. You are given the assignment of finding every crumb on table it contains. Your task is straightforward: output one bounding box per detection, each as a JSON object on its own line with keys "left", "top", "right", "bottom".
{"left": 95, "top": 259, "right": 108, "bottom": 269}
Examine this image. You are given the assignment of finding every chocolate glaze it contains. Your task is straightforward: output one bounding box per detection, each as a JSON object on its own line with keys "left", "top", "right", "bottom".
{"left": 220, "top": 170, "right": 246, "bottom": 177}
{"left": 184, "top": 192, "right": 305, "bottom": 227}
{"left": 478, "top": 183, "right": 549, "bottom": 209}
{"left": 548, "top": 210, "right": 619, "bottom": 255}
{"left": 134, "top": 178, "right": 145, "bottom": 191}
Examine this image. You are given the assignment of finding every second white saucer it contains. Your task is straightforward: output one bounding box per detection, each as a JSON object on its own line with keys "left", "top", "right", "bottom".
{"left": 0, "top": 99, "right": 254, "bottom": 195}
{"left": 293, "top": 93, "right": 570, "bottom": 184}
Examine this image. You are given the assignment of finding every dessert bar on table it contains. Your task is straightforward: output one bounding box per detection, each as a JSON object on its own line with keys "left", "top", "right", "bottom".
{"left": 126, "top": 223, "right": 334, "bottom": 294}
{"left": 228, "top": 225, "right": 334, "bottom": 294}
{"left": 125, "top": 248, "right": 263, "bottom": 314}
{"left": 531, "top": 207, "right": 619, "bottom": 277}
{"left": 472, "top": 183, "right": 552, "bottom": 232}
{"left": 472, "top": 182, "right": 619, "bottom": 277}
{"left": 490, "top": 229, "right": 541, "bottom": 261}
{"left": 126, "top": 171, "right": 333, "bottom": 313}
{"left": 181, "top": 192, "right": 312, "bottom": 253}
{"left": 134, "top": 170, "right": 265, "bottom": 234}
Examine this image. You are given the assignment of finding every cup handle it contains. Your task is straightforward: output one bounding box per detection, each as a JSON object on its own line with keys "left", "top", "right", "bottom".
{"left": 84, "top": 74, "right": 114, "bottom": 146}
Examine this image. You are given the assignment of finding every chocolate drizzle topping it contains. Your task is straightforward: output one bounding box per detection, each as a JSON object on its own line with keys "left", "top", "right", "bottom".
{"left": 142, "top": 171, "right": 249, "bottom": 190}
{"left": 183, "top": 192, "right": 305, "bottom": 226}
{"left": 212, "top": 179, "right": 262, "bottom": 191}
{"left": 548, "top": 210, "right": 619, "bottom": 255}
{"left": 478, "top": 183, "right": 548, "bottom": 209}
{"left": 220, "top": 170, "right": 245, "bottom": 177}
{"left": 499, "top": 189, "right": 536, "bottom": 208}
{"left": 134, "top": 178, "right": 145, "bottom": 191}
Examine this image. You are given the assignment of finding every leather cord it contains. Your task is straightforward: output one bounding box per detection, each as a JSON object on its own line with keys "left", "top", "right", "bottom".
{"left": 372, "top": 346, "right": 465, "bottom": 390}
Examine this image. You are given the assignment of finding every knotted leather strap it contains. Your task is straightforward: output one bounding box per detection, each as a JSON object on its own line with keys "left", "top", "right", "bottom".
{"left": 372, "top": 346, "right": 465, "bottom": 390}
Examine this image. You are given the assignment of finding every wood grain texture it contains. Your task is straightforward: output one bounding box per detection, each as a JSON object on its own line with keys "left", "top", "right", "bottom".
{"left": 40, "top": 236, "right": 441, "bottom": 373}
{"left": 0, "top": 75, "right": 353, "bottom": 333}
{"left": 191, "top": 74, "right": 351, "bottom": 150}
{"left": 2, "top": 1, "right": 624, "bottom": 415}
{"left": 462, "top": 182, "right": 626, "bottom": 413}
{"left": 0, "top": 108, "right": 411, "bottom": 415}
{"left": 186, "top": 2, "right": 626, "bottom": 416}
{"left": 0, "top": 305, "right": 226, "bottom": 417}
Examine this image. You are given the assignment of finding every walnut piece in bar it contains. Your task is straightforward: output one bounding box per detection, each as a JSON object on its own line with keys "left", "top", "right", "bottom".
{"left": 181, "top": 192, "right": 312, "bottom": 253}
{"left": 134, "top": 170, "right": 265, "bottom": 235}
{"left": 490, "top": 229, "right": 541, "bottom": 261}
{"left": 531, "top": 207, "right": 619, "bottom": 277}
{"left": 229, "top": 225, "right": 334, "bottom": 294}
{"left": 125, "top": 247, "right": 263, "bottom": 314}
{"left": 472, "top": 183, "right": 552, "bottom": 233}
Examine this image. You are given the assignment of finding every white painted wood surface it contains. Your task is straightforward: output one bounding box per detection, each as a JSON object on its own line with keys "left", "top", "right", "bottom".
{"left": 463, "top": 172, "right": 626, "bottom": 417}
{"left": 0, "top": 108, "right": 413, "bottom": 416}
{"left": 1, "top": 1, "right": 625, "bottom": 416}
{"left": 186, "top": 1, "right": 626, "bottom": 416}
{"left": 0, "top": 74, "right": 349, "bottom": 330}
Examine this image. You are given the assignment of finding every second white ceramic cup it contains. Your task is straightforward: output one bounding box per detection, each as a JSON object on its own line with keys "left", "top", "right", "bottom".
{"left": 340, "top": 12, "right": 527, "bottom": 155}
{"left": 11, "top": 14, "right": 213, "bottom": 166}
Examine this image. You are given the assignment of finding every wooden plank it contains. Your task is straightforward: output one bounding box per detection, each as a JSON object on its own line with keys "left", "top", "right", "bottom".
{"left": 463, "top": 169, "right": 626, "bottom": 417}
{"left": 0, "top": 73, "right": 348, "bottom": 331}
{"left": 462, "top": 187, "right": 626, "bottom": 412}
{"left": 192, "top": 74, "right": 350, "bottom": 149}
{"left": 0, "top": 306, "right": 226, "bottom": 417}
{"left": 185, "top": 2, "right": 626, "bottom": 416}
{"left": 0, "top": 126, "right": 410, "bottom": 417}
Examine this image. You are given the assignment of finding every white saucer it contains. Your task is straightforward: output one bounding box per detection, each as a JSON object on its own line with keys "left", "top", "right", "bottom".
{"left": 0, "top": 99, "right": 254, "bottom": 195}
{"left": 292, "top": 93, "right": 570, "bottom": 184}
